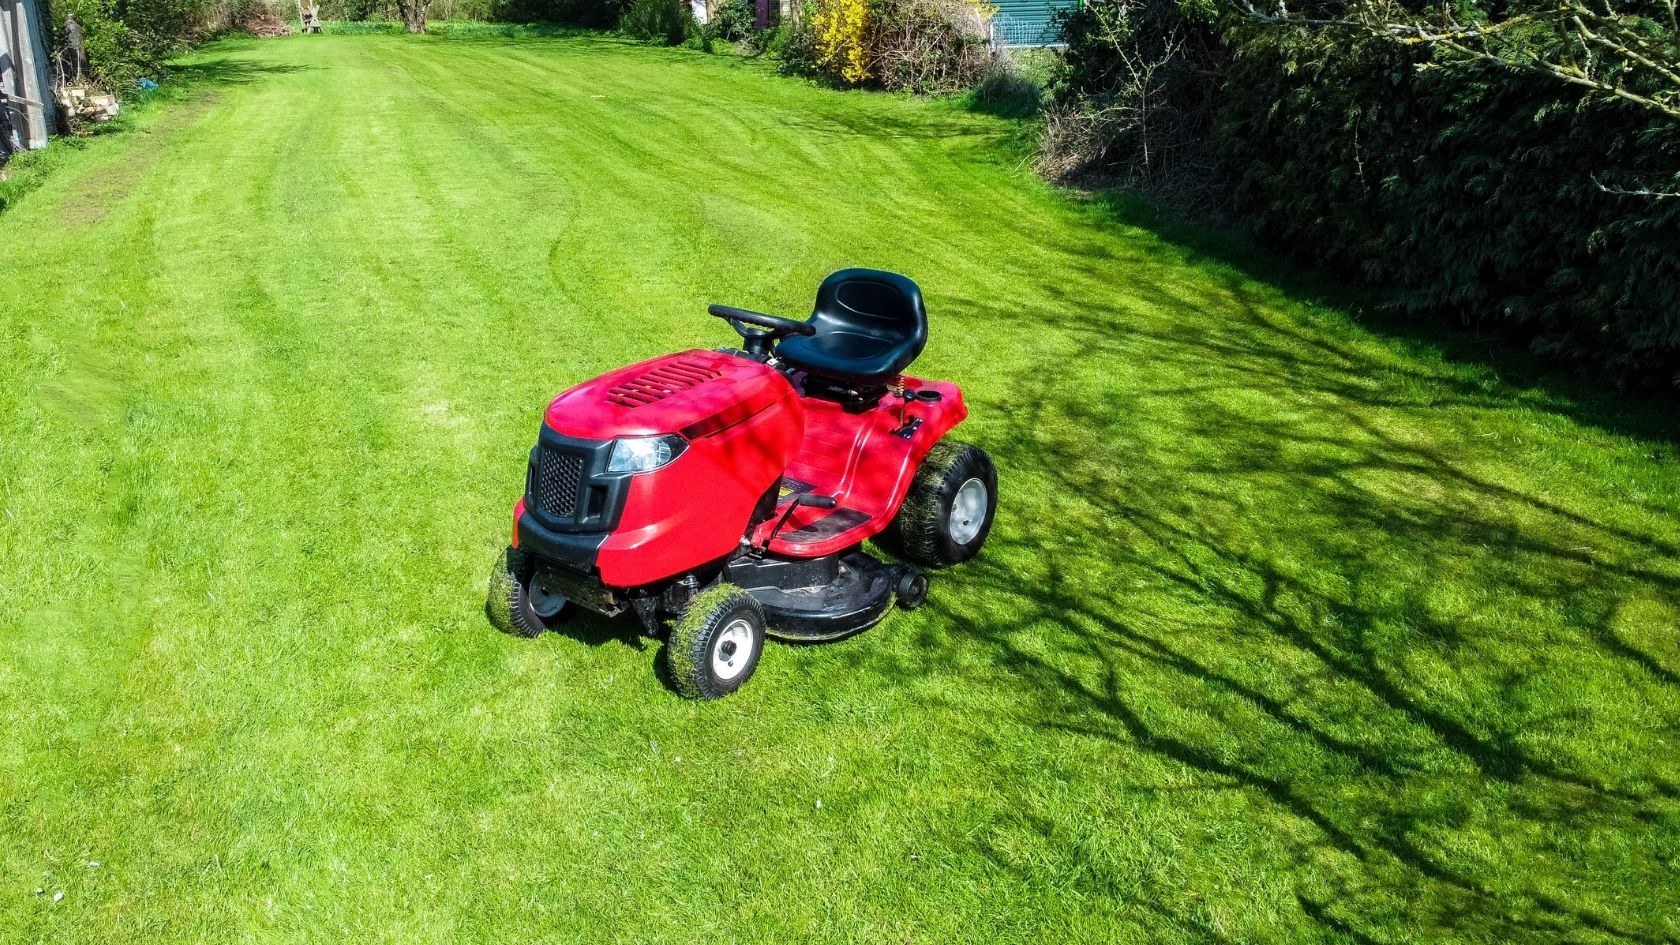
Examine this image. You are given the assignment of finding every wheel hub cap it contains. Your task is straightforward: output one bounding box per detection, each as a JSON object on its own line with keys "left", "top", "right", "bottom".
{"left": 712, "top": 619, "right": 756, "bottom": 681}
{"left": 948, "top": 478, "right": 987, "bottom": 545}
{"left": 528, "top": 579, "right": 567, "bottom": 618}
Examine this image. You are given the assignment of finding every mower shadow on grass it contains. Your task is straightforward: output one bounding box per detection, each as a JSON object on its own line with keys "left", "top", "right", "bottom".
{"left": 487, "top": 599, "right": 633, "bottom": 650}
{"left": 553, "top": 610, "right": 631, "bottom": 649}
{"left": 489, "top": 600, "right": 708, "bottom": 697}
{"left": 834, "top": 278, "right": 1680, "bottom": 943}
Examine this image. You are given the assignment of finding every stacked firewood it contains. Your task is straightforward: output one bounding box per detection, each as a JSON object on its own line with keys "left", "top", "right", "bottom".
{"left": 53, "top": 87, "right": 120, "bottom": 124}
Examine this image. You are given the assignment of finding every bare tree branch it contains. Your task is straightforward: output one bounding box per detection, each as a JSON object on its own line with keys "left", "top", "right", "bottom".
{"left": 1231, "top": 0, "right": 1680, "bottom": 120}
{"left": 1595, "top": 174, "right": 1680, "bottom": 196}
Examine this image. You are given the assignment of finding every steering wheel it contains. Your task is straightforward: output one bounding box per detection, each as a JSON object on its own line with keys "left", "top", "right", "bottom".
{"left": 708, "top": 304, "right": 814, "bottom": 357}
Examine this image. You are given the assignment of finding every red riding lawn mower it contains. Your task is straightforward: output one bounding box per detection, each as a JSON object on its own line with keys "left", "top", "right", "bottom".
{"left": 487, "top": 269, "right": 997, "bottom": 699}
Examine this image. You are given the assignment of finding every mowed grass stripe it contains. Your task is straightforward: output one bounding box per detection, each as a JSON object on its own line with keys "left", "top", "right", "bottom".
{"left": 1, "top": 32, "right": 1677, "bottom": 945}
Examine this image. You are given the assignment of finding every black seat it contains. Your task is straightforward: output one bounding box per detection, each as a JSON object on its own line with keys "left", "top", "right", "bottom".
{"left": 776, "top": 269, "right": 929, "bottom": 384}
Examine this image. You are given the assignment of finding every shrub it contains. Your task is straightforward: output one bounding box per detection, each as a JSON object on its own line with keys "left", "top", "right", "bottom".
{"left": 49, "top": 0, "right": 291, "bottom": 88}
{"left": 682, "top": 13, "right": 715, "bottom": 49}
{"left": 807, "top": 0, "right": 874, "bottom": 84}
{"left": 1044, "top": 0, "right": 1680, "bottom": 384}
{"left": 312, "top": 0, "right": 392, "bottom": 18}
{"left": 621, "top": 0, "right": 687, "bottom": 41}
{"left": 969, "top": 53, "right": 1043, "bottom": 117}
{"left": 1038, "top": 0, "right": 1222, "bottom": 209}
{"left": 780, "top": 0, "right": 998, "bottom": 90}
{"left": 872, "top": 0, "right": 994, "bottom": 93}
{"left": 706, "top": 0, "right": 753, "bottom": 39}
{"left": 119, "top": 0, "right": 210, "bottom": 60}
{"left": 51, "top": 0, "right": 144, "bottom": 89}
{"left": 775, "top": 7, "right": 826, "bottom": 75}
{"left": 426, "top": 0, "right": 496, "bottom": 18}
{"left": 222, "top": 0, "right": 292, "bottom": 35}
{"left": 740, "top": 23, "right": 779, "bottom": 53}
{"left": 1219, "top": 11, "right": 1680, "bottom": 384}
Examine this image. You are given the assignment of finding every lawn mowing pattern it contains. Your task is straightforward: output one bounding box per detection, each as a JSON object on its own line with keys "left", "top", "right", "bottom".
{"left": 2, "top": 33, "right": 1678, "bottom": 945}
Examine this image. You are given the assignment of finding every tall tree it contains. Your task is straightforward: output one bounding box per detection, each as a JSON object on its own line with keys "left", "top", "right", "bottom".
{"left": 396, "top": 0, "right": 425, "bottom": 32}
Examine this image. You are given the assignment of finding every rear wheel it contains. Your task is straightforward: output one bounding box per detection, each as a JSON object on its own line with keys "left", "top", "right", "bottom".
{"left": 487, "top": 547, "right": 573, "bottom": 637}
{"left": 893, "top": 440, "right": 997, "bottom": 567}
{"left": 666, "top": 584, "right": 766, "bottom": 700}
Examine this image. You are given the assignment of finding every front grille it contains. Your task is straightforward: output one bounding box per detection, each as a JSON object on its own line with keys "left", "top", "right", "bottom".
{"left": 534, "top": 447, "right": 584, "bottom": 518}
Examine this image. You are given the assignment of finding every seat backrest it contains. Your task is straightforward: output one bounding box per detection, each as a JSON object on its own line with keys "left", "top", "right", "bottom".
{"left": 810, "top": 268, "right": 928, "bottom": 358}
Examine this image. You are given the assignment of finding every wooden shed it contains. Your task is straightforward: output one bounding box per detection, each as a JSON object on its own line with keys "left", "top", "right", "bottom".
{"left": 1, "top": 0, "right": 56, "bottom": 153}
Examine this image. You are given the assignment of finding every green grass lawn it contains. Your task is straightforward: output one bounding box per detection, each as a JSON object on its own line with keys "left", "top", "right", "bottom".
{"left": 3, "top": 31, "right": 1679, "bottom": 945}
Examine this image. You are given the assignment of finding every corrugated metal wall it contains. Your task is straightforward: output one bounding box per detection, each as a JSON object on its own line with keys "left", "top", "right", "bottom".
{"left": 1, "top": 0, "right": 57, "bottom": 152}
{"left": 990, "top": 0, "right": 1077, "bottom": 46}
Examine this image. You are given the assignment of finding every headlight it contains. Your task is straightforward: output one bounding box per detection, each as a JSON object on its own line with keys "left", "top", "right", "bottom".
{"left": 607, "top": 434, "right": 686, "bottom": 474}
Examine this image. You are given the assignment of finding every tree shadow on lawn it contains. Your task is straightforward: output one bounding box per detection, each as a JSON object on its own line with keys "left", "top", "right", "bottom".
{"left": 779, "top": 109, "right": 1017, "bottom": 145}
{"left": 851, "top": 276, "right": 1680, "bottom": 942}
{"left": 166, "top": 53, "right": 313, "bottom": 87}
{"left": 1080, "top": 192, "right": 1680, "bottom": 449}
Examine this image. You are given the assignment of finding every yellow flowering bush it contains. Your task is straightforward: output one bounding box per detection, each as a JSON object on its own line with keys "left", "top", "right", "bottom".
{"left": 786, "top": 0, "right": 998, "bottom": 91}
{"left": 809, "top": 0, "right": 877, "bottom": 84}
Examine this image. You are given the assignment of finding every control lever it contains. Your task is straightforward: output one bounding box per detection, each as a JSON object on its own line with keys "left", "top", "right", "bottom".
{"left": 758, "top": 492, "right": 839, "bottom": 551}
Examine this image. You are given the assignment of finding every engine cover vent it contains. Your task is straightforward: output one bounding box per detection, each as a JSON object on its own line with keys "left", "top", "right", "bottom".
{"left": 606, "top": 358, "right": 722, "bottom": 408}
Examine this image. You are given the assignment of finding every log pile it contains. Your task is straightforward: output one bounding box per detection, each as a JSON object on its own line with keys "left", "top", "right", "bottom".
{"left": 53, "top": 86, "right": 119, "bottom": 123}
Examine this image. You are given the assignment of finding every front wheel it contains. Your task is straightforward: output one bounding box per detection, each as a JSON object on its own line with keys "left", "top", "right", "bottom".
{"left": 666, "top": 584, "right": 766, "bottom": 700}
{"left": 487, "top": 547, "right": 573, "bottom": 637}
{"left": 892, "top": 440, "right": 998, "bottom": 567}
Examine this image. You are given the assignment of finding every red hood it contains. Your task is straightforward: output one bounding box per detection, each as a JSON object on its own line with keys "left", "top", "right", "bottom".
{"left": 544, "top": 349, "right": 795, "bottom": 440}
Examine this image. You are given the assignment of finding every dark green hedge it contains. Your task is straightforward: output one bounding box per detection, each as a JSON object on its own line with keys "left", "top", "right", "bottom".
{"left": 45, "top": 0, "right": 204, "bottom": 88}
{"left": 1219, "top": 19, "right": 1680, "bottom": 385}
{"left": 1054, "top": 0, "right": 1680, "bottom": 386}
